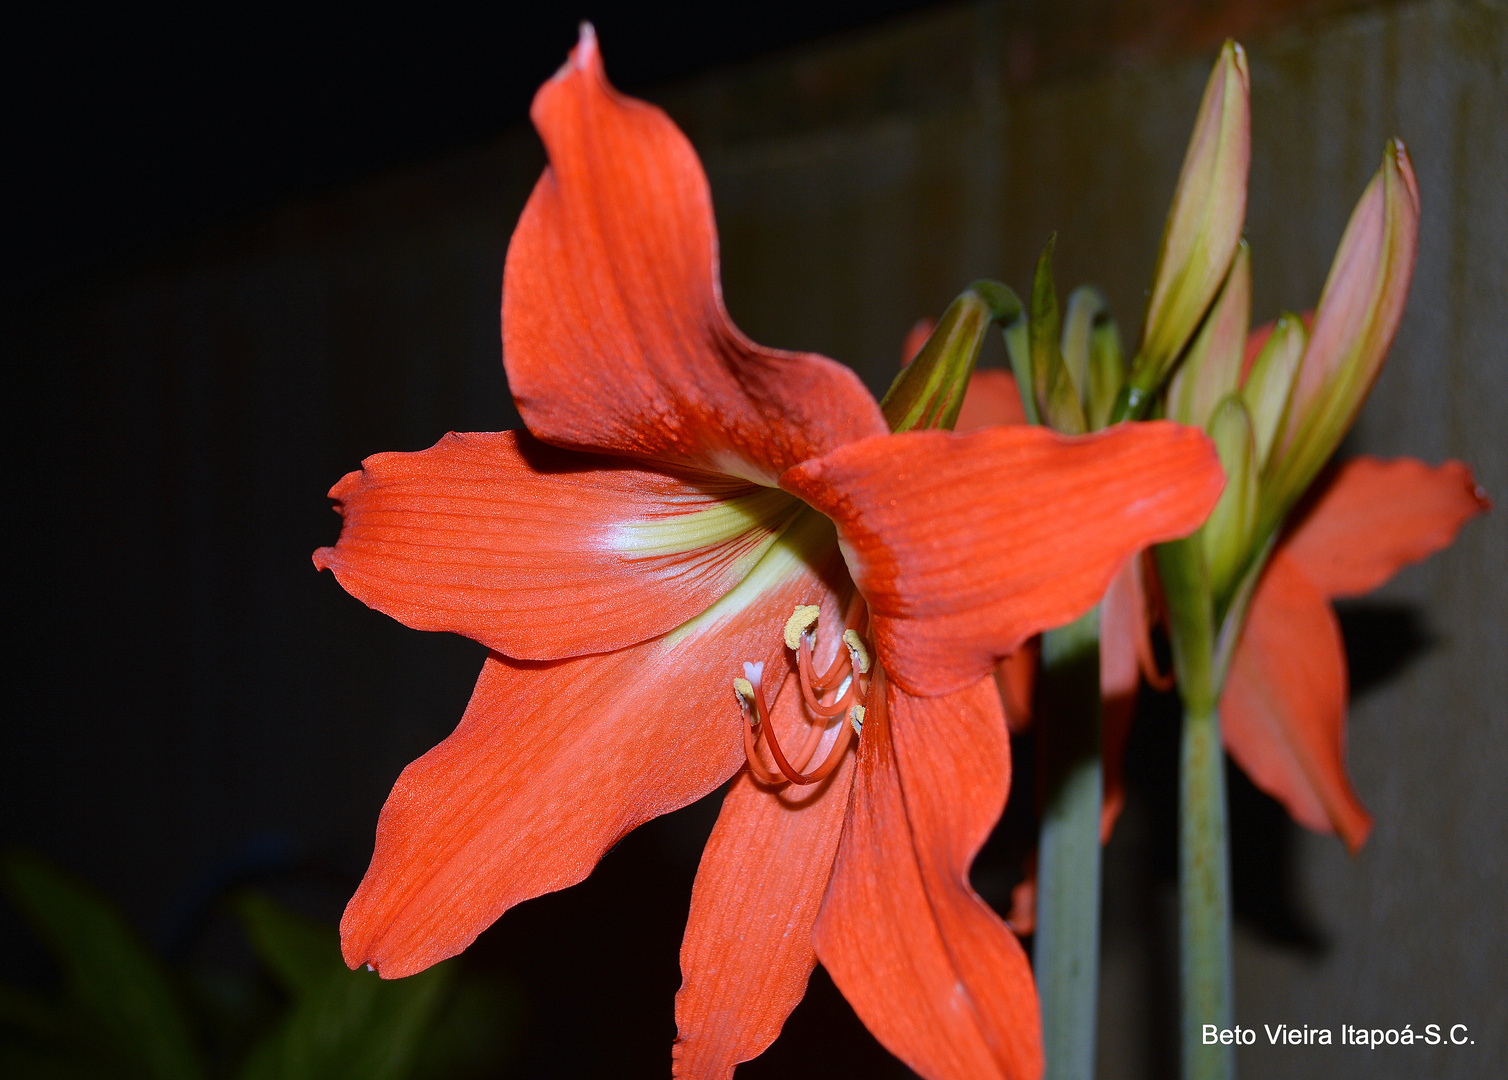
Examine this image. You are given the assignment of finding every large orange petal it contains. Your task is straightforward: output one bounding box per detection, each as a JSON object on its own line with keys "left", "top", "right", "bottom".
{"left": 503, "top": 29, "right": 886, "bottom": 483}
{"left": 314, "top": 431, "right": 802, "bottom": 660}
{"left": 1280, "top": 456, "right": 1489, "bottom": 599}
{"left": 341, "top": 514, "right": 847, "bottom": 977}
{"left": 673, "top": 589, "right": 857, "bottom": 1077}
{"left": 782, "top": 422, "right": 1224, "bottom": 697}
{"left": 1220, "top": 550, "right": 1372, "bottom": 852}
{"left": 956, "top": 370, "right": 1028, "bottom": 431}
{"left": 813, "top": 674, "right": 1041, "bottom": 1080}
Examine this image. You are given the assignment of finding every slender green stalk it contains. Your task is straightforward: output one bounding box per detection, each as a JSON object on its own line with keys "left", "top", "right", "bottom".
{"left": 1155, "top": 538, "right": 1235, "bottom": 1080}
{"left": 1034, "top": 607, "right": 1102, "bottom": 1080}
{"left": 1180, "top": 702, "right": 1234, "bottom": 1080}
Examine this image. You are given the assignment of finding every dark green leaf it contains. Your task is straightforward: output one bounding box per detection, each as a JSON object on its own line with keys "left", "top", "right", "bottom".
{"left": 2, "top": 852, "right": 204, "bottom": 1080}
{"left": 234, "top": 894, "right": 341, "bottom": 999}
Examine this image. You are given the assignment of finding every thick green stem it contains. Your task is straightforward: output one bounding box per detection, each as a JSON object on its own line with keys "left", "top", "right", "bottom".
{"left": 1034, "top": 607, "right": 1102, "bottom": 1080}
{"left": 1155, "top": 538, "right": 1235, "bottom": 1080}
{"left": 1180, "top": 702, "right": 1234, "bottom": 1080}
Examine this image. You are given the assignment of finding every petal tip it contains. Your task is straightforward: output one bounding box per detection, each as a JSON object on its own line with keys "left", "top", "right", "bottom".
{"left": 1341, "top": 813, "right": 1373, "bottom": 857}
{"left": 568, "top": 21, "right": 600, "bottom": 76}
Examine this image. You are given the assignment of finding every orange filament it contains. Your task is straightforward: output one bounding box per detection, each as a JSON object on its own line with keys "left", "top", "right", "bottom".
{"left": 799, "top": 635, "right": 851, "bottom": 693}
{"left": 739, "top": 599, "right": 873, "bottom": 787}
{"left": 760, "top": 702, "right": 855, "bottom": 786}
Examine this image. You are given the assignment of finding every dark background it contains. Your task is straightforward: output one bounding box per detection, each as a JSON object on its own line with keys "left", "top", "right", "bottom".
{"left": 6, "top": 1, "right": 1504, "bottom": 1077}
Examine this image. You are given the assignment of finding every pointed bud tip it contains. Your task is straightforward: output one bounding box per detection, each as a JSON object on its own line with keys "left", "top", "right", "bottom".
{"left": 1386, "top": 138, "right": 1421, "bottom": 209}
{"left": 1219, "top": 39, "right": 1250, "bottom": 84}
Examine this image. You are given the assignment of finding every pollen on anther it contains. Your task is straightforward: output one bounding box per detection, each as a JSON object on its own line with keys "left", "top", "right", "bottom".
{"left": 848, "top": 704, "right": 866, "bottom": 736}
{"left": 784, "top": 605, "right": 821, "bottom": 650}
{"left": 733, "top": 677, "right": 755, "bottom": 702}
{"left": 843, "top": 630, "right": 872, "bottom": 673}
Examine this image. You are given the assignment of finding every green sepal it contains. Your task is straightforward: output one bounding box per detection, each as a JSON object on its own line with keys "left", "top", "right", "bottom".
{"left": 1029, "top": 237, "right": 1087, "bottom": 434}
{"left": 881, "top": 280, "right": 1021, "bottom": 432}
{"left": 1199, "top": 394, "right": 1259, "bottom": 605}
{"left": 1061, "top": 285, "right": 1106, "bottom": 408}
{"left": 1088, "top": 314, "right": 1126, "bottom": 430}
{"left": 1003, "top": 309, "right": 1039, "bottom": 426}
{"left": 1241, "top": 311, "right": 1307, "bottom": 470}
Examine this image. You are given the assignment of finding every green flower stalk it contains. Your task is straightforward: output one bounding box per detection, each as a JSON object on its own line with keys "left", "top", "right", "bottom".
{"left": 1155, "top": 140, "right": 1425, "bottom": 1080}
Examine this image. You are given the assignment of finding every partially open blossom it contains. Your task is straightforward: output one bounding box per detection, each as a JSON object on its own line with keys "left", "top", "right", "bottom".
{"left": 314, "top": 29, "right": 1225, "bottom": 1080}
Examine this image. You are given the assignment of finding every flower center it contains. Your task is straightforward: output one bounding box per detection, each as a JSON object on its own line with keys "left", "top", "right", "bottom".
{"left": 733, "top": 601, "right": 879, "bottom": 786}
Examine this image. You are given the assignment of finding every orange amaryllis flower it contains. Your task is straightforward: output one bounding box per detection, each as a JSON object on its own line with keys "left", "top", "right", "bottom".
{"left": 1220, "top": 455, "right": 1488, "bottom": 851}
{"left": 314, "top": 29, "right": 1224, "bottom": 1080}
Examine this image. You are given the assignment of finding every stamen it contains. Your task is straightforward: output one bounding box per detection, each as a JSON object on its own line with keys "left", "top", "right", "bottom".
{"left": 1136, "top": 634, "right": 1175, "bottom": 692}
{"left": 799, "top": 635, "right": 852, "bottom": 694}
{"left": 842, "top": 629, "right": 871, "bottom": 674}
{"left": 797, "top": 640, "right": 853, "bottom": 714}
{"left": 784, "top": 605, "right": 821, "bottom": 649}
{"left": 737, "top": 598, "right": 877, "bottom": 787}
{"left": 758, "top": 697, "right": 856, "bottom": 786}
{"left": 736, "top": 676, "right": 788, "bottom": 786}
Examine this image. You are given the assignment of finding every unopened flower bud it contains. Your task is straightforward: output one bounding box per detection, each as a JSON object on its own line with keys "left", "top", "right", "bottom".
{"left": 1166, "top": 240, "right": 1251, "bottom": 429}
{"left": 1240, "top": 312, "right": 1307, "bottom": 470}
{"left": 882, "top": 280, "right": 1021, "bottom": 432}
{"left": 1130, "top": 40, "right": 1251, "bottom": 406}
{"left": 1086, "top": 313, "right": 1126, "bottom": 431}
{"left": 1261, "top": 141, "right": 1420, "bottom": 532}
{"left": 1200, "top": 394, "right": 1259, "bottom": 603}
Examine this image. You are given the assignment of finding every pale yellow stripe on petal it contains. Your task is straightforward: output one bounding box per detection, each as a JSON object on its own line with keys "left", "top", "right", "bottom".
{"left": 660, "top": 508, "right": 840, "bottom": 650}
{"left": 611, "top": 486, "right": 802, "bottom": 557}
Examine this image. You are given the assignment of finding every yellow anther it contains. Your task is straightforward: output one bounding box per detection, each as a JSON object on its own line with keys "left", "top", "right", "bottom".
{"left": 843, "top": 630, "right": 872, "bottom": 674}
{"left": 848, "top": 704, "right": 866, "bottom": 736}
{"left": 784, "top": 605, "right": 821, "bottom": 650}
{"left": 734, "top": 677, "right": 755, "bottom": 703}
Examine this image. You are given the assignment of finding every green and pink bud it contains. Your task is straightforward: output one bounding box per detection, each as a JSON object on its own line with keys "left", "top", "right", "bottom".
{"left": 1166, "top": 240, "right": 1252, "bottom": 429}
{"left": 881, "top": 280, "right": 1022, "bottom": 432}
{"left": 1129, "top": 40, "right": 1251, "bottom": 408}
{"left": 1240, "top": 312, "right": 1307, "bottom": 470}
{"left": 1260, "top": 140, "right": 1421, "bottom": 530}
{"left": 1199, "top": 394, "right": 1259, "bottom": 603}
